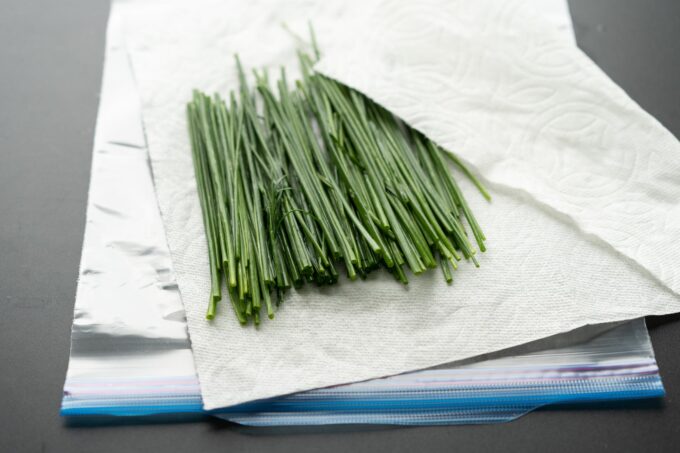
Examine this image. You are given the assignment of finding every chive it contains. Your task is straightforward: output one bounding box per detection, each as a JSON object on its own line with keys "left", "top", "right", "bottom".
{"left": 441, "top": 149, "right": 492, "bottom": 202}
{"left": 187, "top": 37, "right": 489, "bottom": 324}
{"left": 188, "top": 104, "right": 222, "bottom": 318}
{"left": 440, "top": 253, "right": 453, "bottom": 284}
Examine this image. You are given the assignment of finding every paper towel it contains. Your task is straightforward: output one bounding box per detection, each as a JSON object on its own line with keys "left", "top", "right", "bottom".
{"left": 317, "top": 0, "right": 680, "bottom": 295}
{"left": 117, "top": 0, "right": 680, "bottom": 410}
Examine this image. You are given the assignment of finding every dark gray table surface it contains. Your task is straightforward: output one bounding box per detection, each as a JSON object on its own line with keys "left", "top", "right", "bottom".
{"left": 1, "top": 1, "right": 679, "bottom": 452}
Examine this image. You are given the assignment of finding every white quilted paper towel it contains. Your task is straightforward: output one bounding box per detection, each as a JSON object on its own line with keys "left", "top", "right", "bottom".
{"left": 316, "top": 0, "right": 680, "bottom": 297}
{"left": 117, "top": 0, "right": 680, "bottom": 410}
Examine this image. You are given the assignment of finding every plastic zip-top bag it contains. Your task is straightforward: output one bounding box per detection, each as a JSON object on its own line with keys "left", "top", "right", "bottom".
{"left": 61, "top": 0, "right": 664, "bottom": 425}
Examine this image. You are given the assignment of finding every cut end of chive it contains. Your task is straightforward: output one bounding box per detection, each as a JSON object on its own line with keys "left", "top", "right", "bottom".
{"left": 206, "top": 299, "right": 217, "bottom": 320}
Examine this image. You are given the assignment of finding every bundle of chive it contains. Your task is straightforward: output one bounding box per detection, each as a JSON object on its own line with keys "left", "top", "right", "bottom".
{"left": 187, "top": 42, "right": 490, "bottom": 325}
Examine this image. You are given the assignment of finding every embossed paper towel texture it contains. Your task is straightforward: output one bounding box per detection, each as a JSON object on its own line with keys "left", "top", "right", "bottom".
{"left": 317, "top": 0, "right": 680, "bottom": 293}
{"left": 118, "top": 0, "right": 680, "bottom": 410}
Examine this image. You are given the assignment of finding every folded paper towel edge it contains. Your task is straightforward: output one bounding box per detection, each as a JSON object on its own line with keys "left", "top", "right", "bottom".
{"left": 315, "top": 0, "right": 680, "bottom": 302}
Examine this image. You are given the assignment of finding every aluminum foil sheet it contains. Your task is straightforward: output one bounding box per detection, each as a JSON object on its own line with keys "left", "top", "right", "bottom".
{"left": 62, "top": 7, "right": 199, "bottom": 400}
